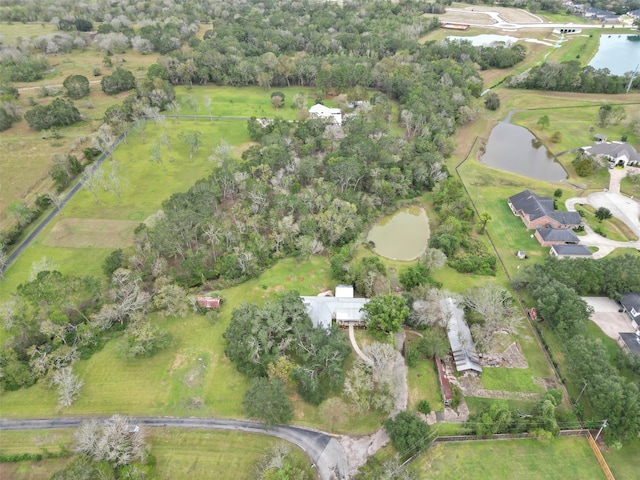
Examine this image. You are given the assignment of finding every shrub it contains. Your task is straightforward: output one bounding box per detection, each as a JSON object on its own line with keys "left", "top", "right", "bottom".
{"left": 383, "top": 411, "right": 431, "bottom": 455}
{"left": 417, "top": 400, "right": 431, "bottom": 415}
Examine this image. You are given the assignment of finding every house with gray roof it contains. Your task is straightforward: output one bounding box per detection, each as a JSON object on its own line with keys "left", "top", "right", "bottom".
{"left": 619, "top": 332, "right": 640, "bottom": 356}
{"left": 581, "top": 142, "right": 640, "bottom": 167}
{"left": 535, "top": 227, "right": 580, "bottom": 247}
{"left": 620, "top": 292, "right": 640, "bottom": 329}
{"left": 549, "top": 244, "right": 593, "bottom": 259}
{"left": 443, "top": 297, "right": 482, "bottom": 373}
{"left": 301, "top": 285, "right": 368, "bottom": 329}
{"left": 508, "top": 190, "right": 582, "bottom": 230}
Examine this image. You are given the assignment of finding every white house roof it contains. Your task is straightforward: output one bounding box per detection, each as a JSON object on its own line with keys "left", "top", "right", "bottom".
{"left": 443, "top": 297, "right": 482, "bottom": 373}
{"left": 308, "top": 103, "right": 342, "bottom": 125}
{"left": 301, "top": 295, "right": 369, "bottom": 329}
{"left": 335, "top": 284, "right": 354, "bottom": 298}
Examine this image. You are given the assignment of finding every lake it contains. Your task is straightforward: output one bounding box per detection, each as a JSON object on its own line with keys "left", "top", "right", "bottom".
{"left": 589, "top": 35, "right": 640, "bottom": 76}
{"left": 367, "top": 207, "right": 430, "bottom": 261}
{"left": 480, "top": 122, "right": 567, "bottom": 181}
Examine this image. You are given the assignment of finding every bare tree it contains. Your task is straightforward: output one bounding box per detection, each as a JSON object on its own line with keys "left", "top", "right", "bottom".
{"left": 463, "top": 285, "right": 519, "bottom": 352}
{"left": 410, "top": 288, "right": 453, "bottom": 328}
{"left": 75, "top": 414, "right": 146, "bottom": 466}
{"left": 203, "top": 96, "right": 213, "bottom": 122}
{"left": 103, "top": 160, "right": 129, "bottom": 203}
{"left": 422, "top": 248, "right": 447, "bottom": 271}
{"left": 0, "top": 243, "right": 8, "bottom": 280}
{"left": 82, "top": 168, "right": 104, "bottom": 204}
{"left": 51, "top": 366, "right": 83, "bottom": 408}
{"left": 179, "top": 130, "right": 202, "bottom": 162}
{"left": 149, "top": 142, "right": 165, "bottom": 170}
{"left": 92, "top": 269, "right": 150, "bottom": 329}
{"left": 29, "top": 257, "right": 59, "bottom": 281}
{"left": 183, "top": 95, "right": 199, "bottom": 122}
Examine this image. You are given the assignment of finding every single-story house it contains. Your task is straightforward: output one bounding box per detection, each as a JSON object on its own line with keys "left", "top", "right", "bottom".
{"left": 443, "top": 297, "right": 482, "bottom": 373}
{"left": 549, "top": 244, "right": 593, "bottom": 259}
{"left": 620, "top": 292, "right": 640, "bottom": 329}
{"left": 301, "top": 284, "right": 368, "bottom": 329}
{"left": 581, "top": 142, "right": 640, "bottom": 167}
{"left": 619, "top": 332, "right": 640, "bottom": 356}
{"left": 197, "top": 296, "right": 221, "bottom": 308}
{"left": 308, "top": 104, "right": 342, "bottom": 125}
{"left": 628, "top": 9, "right": 640, "bottom": 20}
{"left": 508, "top": 190, "right": 582, "bottom": 230}
{"left": 535, "top": 227, "right": 580, "bottom": 247}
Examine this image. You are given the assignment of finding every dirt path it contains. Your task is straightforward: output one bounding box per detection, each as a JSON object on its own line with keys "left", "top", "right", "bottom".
{"left": 348, "top": 324, "right": 373, "bottom": 365}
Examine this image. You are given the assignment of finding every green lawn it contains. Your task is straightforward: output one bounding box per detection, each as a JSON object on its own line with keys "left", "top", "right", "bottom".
{"left": 465, "top": 397, "right": 536, "bottom": 417}
{"left": 412, "top": 437, "right": 606, "bottom": 479}
{"left": 0, "top": 428, "right": 313, "bottom": 480}
{"left": 601, "top": 438, "right": 640, "bottom": 480}
{"left": 406, "top": 358, "right": 445, "bottom": 413}
{"left": 480, "top": 367, "right": 544, "bottom": 394}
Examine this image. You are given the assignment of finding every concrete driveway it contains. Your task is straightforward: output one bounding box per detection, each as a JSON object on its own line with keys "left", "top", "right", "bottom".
{"left": 582, "top": 297, "right": 636, "bottom": 340}
{"left": 564, "top": 168, "right": 640, "bottom": 258}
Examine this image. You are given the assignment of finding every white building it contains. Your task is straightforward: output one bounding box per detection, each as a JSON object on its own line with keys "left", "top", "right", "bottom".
{"left": 301, "top": 284, "right": 368, "bottom": 329}
{"left": 309, "top": 104, "right": 342, "bottom": 125}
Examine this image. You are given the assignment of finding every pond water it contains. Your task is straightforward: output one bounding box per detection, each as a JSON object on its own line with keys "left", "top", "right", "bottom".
{"left": 480, "top": 122, "right": 567, "bottom": 181}
{"left": 589, "top": 35, "right": 640, "bottom": 76}
{"left": 447, "top": 34, "right": 519, "bottom": 47}
{"left": 367, "top": 207, "right": 430, "bottom": 261}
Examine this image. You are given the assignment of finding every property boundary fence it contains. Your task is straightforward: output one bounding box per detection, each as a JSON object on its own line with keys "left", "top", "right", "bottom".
{"left": 587, "top": 433, "right": 615, "bottom": 480}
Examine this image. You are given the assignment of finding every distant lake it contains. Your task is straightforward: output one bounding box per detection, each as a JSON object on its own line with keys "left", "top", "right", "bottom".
{"left": 480, "top": 122, "right": 567, "bottom": 182}
{"left": 447, "top": 34, "right": 519, "bottom": 47}
{"left": 589, "top": 35, "right": 640, "bottom": 76}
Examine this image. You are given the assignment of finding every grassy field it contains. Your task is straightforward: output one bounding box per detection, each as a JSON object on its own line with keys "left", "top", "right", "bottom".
{"left": 575, "top": 204, "right": 638, "bottom": 242}
{"left": 412, "top": 437, "right": 606, "bottom": 479}
{"left": 0, "top": 428, "right": 313, "bottom": 480}
{"left": 406, "top": 358, "right": 446, "bottom": 413}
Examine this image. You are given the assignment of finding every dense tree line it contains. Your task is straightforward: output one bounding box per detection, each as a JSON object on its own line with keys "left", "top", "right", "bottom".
{"left": 519, "top": 255, "right": 640, "bottom": 443}
{"left": 508, "top": 61, "right": 638, "bottom": 93}
{"left": 24, "top": 98, "right": 82, "bottom": 130}
{"left": 224, "top": 291, "right": 350, "bottom": 410}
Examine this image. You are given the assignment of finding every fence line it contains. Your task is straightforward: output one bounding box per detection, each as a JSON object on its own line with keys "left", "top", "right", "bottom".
{"left": 588, "top": 434, "right": 616, "bottom": 480}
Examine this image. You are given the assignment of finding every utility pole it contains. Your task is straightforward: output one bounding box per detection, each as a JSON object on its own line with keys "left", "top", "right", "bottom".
{"left": 575, "top": 381, "right": 587, "bottom": 404}
{"left": 594, "top": 419, "right": 607, "bottom": 442}
{"left": 627, "top": 65, "right": 639, "bottom": 94}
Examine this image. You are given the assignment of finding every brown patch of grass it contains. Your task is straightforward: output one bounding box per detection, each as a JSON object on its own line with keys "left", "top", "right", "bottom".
{"left": 43, "top": 218, "right": 138, "bottom": 248}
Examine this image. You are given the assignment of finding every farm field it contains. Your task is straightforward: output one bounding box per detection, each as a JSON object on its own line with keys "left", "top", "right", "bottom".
{"left": 412, "top": 437, "right": 606, "bottom": 479}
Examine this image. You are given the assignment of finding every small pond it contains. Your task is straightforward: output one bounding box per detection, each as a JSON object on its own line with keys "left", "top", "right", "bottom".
{"left": 589, "top": 35, "right": 640, "bottom": 76}
{"left": 480, "top": 122, "right": 567, "bottom": 181}
{"left": 367, "top": 207, "right": 430, "bottom": 261}
{"left": 447, "top": 34, "right": 519, "bottom": 47}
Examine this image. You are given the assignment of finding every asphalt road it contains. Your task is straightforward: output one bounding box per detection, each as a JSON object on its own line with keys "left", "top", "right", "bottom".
{"left": 0, "top": 417, "right": 349, "bottom": 480}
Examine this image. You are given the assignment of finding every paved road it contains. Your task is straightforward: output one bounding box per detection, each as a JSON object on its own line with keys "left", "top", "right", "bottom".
{"left": 0, "top": 417, "right": 349, "bottom": 480}
{"left": 565, "top": 167, "right": 640, "bottom": 258}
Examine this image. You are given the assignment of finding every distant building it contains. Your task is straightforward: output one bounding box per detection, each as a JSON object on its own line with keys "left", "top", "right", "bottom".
{"left": 535, "top": 227, "right": 580, "bottom": 247}
{"left": 628, "top": 10, "right": 640, "bottom": 20}
{"left": 581, "top": 142, "right": 640, "bottom": 167}
{"left": 443, "top": 297, "right": 482, "bottom": 373}
{"left": 197, "top": 296, "right": 221, "bottom": 309}
{"left": 619, "top": 332, "right": 640, "bottom": 356}
{"left": 508, "top": 190, "right": 582, "bottom": 230}
{"left": 549, "top": 244, "right": 593, "bottom": 259}
{"left": 308, "top": 104, "right": 342, "bottom": 125}
{"left": 620, "top": 293, "right": 640, "bottom": 329}
{"left": 301, "top": 285, "right": 368, "bottom": 329}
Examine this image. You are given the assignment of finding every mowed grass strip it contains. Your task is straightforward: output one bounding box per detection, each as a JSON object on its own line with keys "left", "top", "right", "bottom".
{"left": 149, "top": 428, "right": 313, "bottom": 480}
{"left": 480, "top": 367, "right": 544, "bottom": 394}
{"left": 412, "top": 437, "right": 606, "bottom": 479}
{"left": 43, "top": 218, "right": 139, "bottom": 248}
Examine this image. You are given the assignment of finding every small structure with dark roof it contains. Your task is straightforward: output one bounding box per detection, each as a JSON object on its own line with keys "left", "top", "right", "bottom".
{"left": 620, "top": 293, "right": 640, "bottom": 329}
{"left": 508, "top": 190, "right": 582, "bottom": 230}
{"left": 549, "top": 244, "right": 593, "bottom": 259}
{"left": 594, "top": 134, "right": 607, "bottom": 144}
{"left": 535, "top": 227, "right": 580, "bottom": 246}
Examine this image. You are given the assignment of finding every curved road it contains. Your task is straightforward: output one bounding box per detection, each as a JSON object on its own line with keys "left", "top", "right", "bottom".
{"left": 0, "top": 417, "right": 348, "bottom": 480}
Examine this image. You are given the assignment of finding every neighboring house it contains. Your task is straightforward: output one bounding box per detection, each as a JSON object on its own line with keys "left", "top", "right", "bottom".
{"left": 628, "top": 9, "right": 640, "bottom": 20}
{"left": 197, "top": 296, "right": 221, "bottom": 308}
{"left": 535, "top": 227, "right": 580, "bottom": 247}
{"left": 308, "top": 104, "right": 342, "bottom": 125}
{"left": 581, "top": 142, "right": 640, "bottom": 167}
{"left": 620, "top": 292, "right": 640, "bottom": 329}
{"left": 585, "top": 7, "right": 620, "bottom": 22}
{"left": 508, "top": 190, "right": 582, "bottom": 230}
{"left": 443, "top": 297, "right": 482, "bottom": 373}
{"left": 619, "top": 332, "right": 640, "bottom": 356}
{"left": 301, "top": 284, "right": 369, "bottom": 329}
{"left": 549, "top": 244, "right": 593, "bottom": 259}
